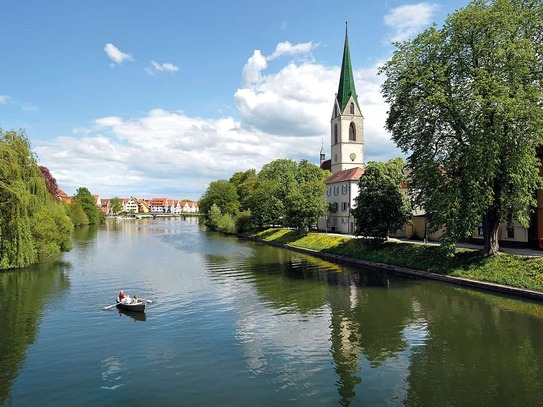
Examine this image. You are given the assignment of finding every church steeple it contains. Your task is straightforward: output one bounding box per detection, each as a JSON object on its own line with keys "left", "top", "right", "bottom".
{"left": 330, "top": 22, "right": 364, "bottom": 174}
{"left": 336, "top": 22, "right": 359, "bottom": 113}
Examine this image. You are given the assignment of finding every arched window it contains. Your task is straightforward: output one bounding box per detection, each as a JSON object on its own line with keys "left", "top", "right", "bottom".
{"left": 349, "top": 122, "right": 356, "bottom": 141}
{"left": 350, "top": 102, "right": 355, "bottom": 114}
{"left": 334, "top": 124, "right": 338, "bottom": 144}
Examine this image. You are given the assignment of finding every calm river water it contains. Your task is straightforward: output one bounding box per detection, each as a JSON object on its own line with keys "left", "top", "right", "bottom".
{"left": 1, "top": 217, "right": 543, "bottom": 406}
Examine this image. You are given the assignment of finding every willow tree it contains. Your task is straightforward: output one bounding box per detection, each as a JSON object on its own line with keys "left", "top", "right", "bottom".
{"left": 0, "top": 129, "right": 72, "bottom": 269}
{"left": 380, "top": 0, "right": 543, "bottom": 255}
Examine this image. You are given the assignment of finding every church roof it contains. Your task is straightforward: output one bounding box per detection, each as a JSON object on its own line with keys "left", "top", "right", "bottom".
{"left": 336, "top": 23, "right": 360, "bottom": 112}
{"left": 324, "top": 167, "right": 364, "bottom": 184}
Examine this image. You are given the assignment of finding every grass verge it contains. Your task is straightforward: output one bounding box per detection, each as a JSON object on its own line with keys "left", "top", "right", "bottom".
{"left": 251, "top": 228, "right": 543, "bottom": 292}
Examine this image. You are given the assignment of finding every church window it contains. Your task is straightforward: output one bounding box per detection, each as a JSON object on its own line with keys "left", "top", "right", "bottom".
{"left": 350, "top": 102, "right": 354, "bottom": 114}
{"left": 349, "top": 122, "right": 356, "bottom": 141}
{"left": 334, "top": 124, "right": 338, "bottom": 144}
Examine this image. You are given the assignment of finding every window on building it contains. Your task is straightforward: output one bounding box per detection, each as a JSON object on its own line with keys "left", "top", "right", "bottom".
{"left": 334, "top": 124, "right": 338, "bottom": 144}
{"left": 507, "top": 227, "right": 515, "bottom": 238}
{"left": 350, "top": 102, "right": 354, "bottom": 114}
{"left": 341, "top": 202, "right": 348, "bottom": 211}
{"left": 349, "top": 122, "right": 356, "bottom": 141}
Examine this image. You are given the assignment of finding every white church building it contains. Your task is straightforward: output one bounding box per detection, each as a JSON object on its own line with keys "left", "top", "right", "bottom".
{"left": 317, "top": 24, "right": 365, "bottom": 235}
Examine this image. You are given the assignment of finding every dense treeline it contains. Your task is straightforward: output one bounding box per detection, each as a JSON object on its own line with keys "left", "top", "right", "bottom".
{"left": 199, "top": 158, "right": 330, "bottom": 234}
{"left": 0, "top": 129, "right": 105, "bottom": 270}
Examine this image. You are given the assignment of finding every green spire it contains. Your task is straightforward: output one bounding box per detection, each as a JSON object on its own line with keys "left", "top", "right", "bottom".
{"left": 337, "top": 22, "right": 359, "bottom": 112}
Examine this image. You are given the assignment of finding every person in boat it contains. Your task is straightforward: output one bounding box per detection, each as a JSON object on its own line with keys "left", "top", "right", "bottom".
{"left": 133, "top": 294, "right": 139, "bottom": 304}
{"left": 119, "top": 290, "right": 131, "bottom": 304}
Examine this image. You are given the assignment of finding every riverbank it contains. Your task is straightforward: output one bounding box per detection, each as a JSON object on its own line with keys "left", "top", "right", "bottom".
{"left": 245, "top": 228, "right": 543, "bottom": 301}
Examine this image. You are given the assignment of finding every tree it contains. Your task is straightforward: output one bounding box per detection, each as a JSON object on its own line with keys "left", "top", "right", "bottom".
{"left": 0, "top": 129, "right": 72, "bottom": 269}
{"left": 246, "top": 180, "right": 285, "bottom": 228}
{"left": 66, "top": 200, "right": 89, "bottom": 226}
{"left": 380, "top": 0, "right": 543, "bottom": 255}
{"left": 72, "top": 187, "right": 101, "bottom": 224}
{"left": 38, "top": 166, "right": 59, "bottom": 198}
{"left": 110, "top": 197, "right": 123, "bottom": 215}
{"left": 285, "top": 180, "right": 327, "bottom": 232}
{"left": 199, "top": 180, "right": 239, "bottom": 217}
{"left": 229, "top": 169, "right": 257, "bottom": 211}
{"left": 351, "top": 159, "right": 412, "bottom": 241}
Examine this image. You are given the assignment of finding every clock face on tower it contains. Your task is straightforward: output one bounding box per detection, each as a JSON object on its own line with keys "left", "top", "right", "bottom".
{"left": 350, "top": 153, "right": 356, "bottom": 161}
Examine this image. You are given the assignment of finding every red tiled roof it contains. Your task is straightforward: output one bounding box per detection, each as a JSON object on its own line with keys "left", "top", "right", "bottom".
{"left": 324, "top": 167, "right": 364, "bottom": 185}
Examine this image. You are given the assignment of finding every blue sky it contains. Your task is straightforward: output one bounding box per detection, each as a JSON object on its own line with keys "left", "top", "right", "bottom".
{"left": 0, "top": 0, "right": 470, "bottom": 200}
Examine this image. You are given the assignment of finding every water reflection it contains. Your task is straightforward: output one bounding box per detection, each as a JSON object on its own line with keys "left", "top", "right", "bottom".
{"left": 0, "top": 259, "right": 70, "bottom": 405}
{"left": 117, "top": 309, "right": 147, "bottom": 322}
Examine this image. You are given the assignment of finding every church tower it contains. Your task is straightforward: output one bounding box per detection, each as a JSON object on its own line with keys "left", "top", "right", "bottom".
{"left": 330, "top": 23, "right": 364, "bottom": 174}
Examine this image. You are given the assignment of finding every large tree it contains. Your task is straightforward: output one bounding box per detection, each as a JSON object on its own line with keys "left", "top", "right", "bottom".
{"left": 199, "top": 179, "right": 239, "bottom": 217}
{"left": 380, "top": 0, "right": 543, "bottom": 255}
{"left": 0, "top": 129, "right": 73, "bottom": 269}
{"left": 351, "top": 158, "right": 412, "bottom": 241}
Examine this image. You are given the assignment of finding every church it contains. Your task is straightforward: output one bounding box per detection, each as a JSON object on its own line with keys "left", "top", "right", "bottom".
{"left": 317, "top": 25, "right": 364, "bottom": 234}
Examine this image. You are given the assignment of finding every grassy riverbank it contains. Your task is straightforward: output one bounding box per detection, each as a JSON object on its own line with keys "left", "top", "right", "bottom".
{"left": 252, "top": 228, "right": 543, "bottom": 292}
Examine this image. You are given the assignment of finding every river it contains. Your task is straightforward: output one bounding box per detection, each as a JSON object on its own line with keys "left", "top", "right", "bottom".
{"left": 1, "top": 217, "right": 543, "bottom": 406}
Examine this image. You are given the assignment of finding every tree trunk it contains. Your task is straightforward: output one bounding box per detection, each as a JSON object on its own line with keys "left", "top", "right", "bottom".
{"left": 482, "top": 209, "right": 500, "bottom": 256}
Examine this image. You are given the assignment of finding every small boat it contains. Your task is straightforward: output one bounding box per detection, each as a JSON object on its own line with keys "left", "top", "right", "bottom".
{"left": 116, "top": 297, "right": 146, "bottom": 312}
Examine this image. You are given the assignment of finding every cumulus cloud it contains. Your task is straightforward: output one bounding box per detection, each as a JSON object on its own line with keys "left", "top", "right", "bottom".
{"left": 384, "top": 2, "right": 440, "bottom": 43}
{"left": 36, "top": 40, "right": 400, "bottom": 200}
{"left": 104, "top": 43, "right": 134, "bottom": 65}
{"left": 269, "top": 41, "right": 314, "bottom": 60}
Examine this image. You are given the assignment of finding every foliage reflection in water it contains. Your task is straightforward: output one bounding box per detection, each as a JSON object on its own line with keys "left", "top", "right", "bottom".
{"left": 1, "top": 218, "right": 543, "bottom": 406}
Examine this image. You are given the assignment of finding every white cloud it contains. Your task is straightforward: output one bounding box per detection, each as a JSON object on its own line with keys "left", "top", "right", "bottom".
{"left": 104, "top": 43, "right": 134, "bottom": 65}
{"left": 147, "top": 60, "right": 179, "bottom": 75}
{"left": 269, "top": 41, "right": 315, "bottom": 60}
{"left": 36, "top": 41, "right": 400, "bottom": 200}
{"left": 0, "top": 95, "right": 10, "bottom": 104}
{"left": 384, "top": 2, "right": 440, "bottom": 43}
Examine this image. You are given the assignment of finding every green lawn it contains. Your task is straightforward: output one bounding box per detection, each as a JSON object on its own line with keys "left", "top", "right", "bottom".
{"left": 252, "top": 229, "right": 543, "bottom": 292}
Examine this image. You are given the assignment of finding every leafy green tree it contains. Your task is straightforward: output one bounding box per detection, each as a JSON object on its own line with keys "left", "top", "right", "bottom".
{"left": 229, "top": 169, "right": 257, "bottom": 211}
{"left": 110, "top": 197, "right": 122, "bottom": 215}
{"left": 285, "top": 180, "right": 327, "bottom": 232}
{"left": 351, "top": 158, "right": 412, "bottom": 241}
{"left": 0, "top": 129, "right": 72, "bottom": 269}
{"left": 66, "top": 200, "right": 89, "bottom": 226}
{"left": 258, "top": 159, "right": 298, "bottom": 205}
{"left": 72, "top": 187, "right": 100, "bottom": 224}
{"left": 246, "top": 180, "right": 285, "bottom": 228}
{"left": 199, "top": 179, "right": 239, "bottom": 217}
{"left": 380, "top": 0, "right": 543, "bottom": 255}
{"left": 32, "top": 202, "right": 73, "bottom": 255}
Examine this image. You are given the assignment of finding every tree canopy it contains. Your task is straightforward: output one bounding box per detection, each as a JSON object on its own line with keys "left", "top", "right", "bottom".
{"left": 0, "top": 129, "right": 73, "bottom": 269}
{"left": 380, "top": 0, "right": 543, "bottom": 255}
{"left": 200, "top": 158, "right": 329, "bottom": 233}
{"left": 352, "top": 159, "right": 412, "bottom": 241}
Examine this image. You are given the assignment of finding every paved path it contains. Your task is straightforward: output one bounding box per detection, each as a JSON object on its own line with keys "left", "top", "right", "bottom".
{"left": 393, "top": 237, "right": 543, "bottom": 257}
